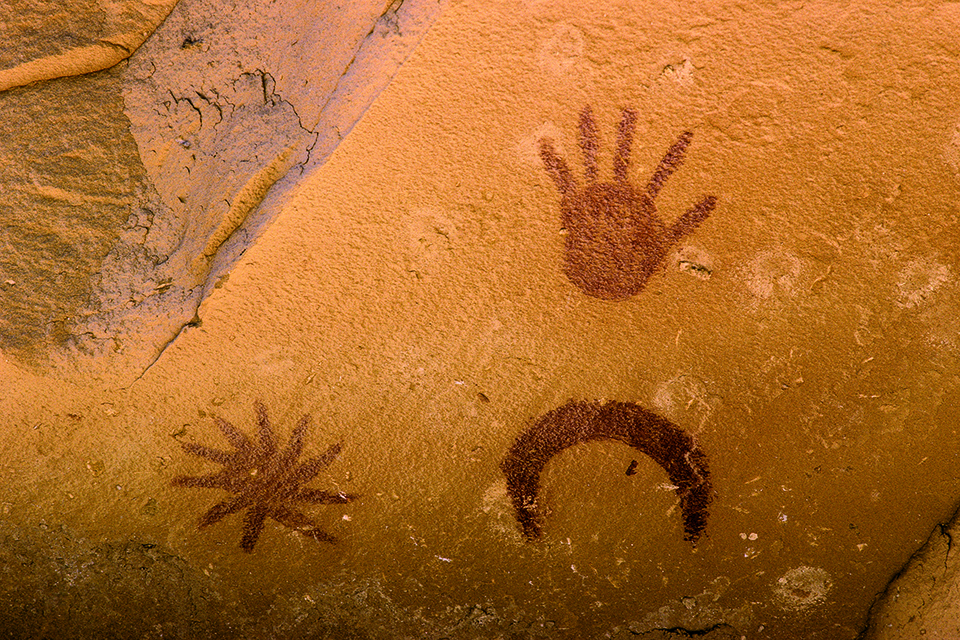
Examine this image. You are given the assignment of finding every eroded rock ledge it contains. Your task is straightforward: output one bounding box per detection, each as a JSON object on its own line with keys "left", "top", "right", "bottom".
{"left": 0, "top": 0, "right": 445, "bottom": 383}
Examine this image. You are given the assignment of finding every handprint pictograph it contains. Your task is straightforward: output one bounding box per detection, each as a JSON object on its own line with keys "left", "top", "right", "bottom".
{"left": 539, "top": 106, "right": 717, "bottom": 300}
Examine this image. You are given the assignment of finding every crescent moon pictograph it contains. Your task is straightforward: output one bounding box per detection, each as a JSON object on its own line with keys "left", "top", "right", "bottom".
{"left": 500, "top": 400, "right": 713, "bottom": 543}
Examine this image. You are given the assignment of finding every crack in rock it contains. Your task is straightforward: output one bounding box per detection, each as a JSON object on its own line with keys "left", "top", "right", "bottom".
{"left": 31, "top": 0, "right": 447, "bottom": 383}
{"left": 858, "top": 499, "right": 960, "bottom": 639}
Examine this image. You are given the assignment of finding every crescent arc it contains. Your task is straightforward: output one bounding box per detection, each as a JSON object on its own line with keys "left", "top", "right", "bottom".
{"left": 500, "top": 399, "right": 713, "bottom": 543}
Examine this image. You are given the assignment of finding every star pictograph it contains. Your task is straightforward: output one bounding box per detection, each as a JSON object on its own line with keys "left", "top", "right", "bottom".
{"left": 172, "top": 401, "right": 356, "bottom": 552}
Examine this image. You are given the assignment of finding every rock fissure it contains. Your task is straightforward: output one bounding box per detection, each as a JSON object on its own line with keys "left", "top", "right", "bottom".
{"left": 125, "top": 312, "right": 201, "bottom": 389}
{"left": 857, "top": 498, "right": 960, "bottom": 638}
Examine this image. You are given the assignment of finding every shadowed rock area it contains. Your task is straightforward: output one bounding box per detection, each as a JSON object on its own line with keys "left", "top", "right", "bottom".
{"left": 0, "top": 69, "right": 163, "bottom": 362}
{"left": 861, "top": 502, "right": 960, "bottom": 639}
{"left": 0, "top": 523, "right": 230, "bottom": 638}
{"left": 0, "top": 0, "right": 176, "bottom": 91}
{"left": 1, "top": 0, "right": 444, "bottom": 382}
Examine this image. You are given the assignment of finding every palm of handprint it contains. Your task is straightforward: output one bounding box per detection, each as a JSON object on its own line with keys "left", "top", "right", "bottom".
{"left": 539, "top": 106, "right": 716, "bottom": 300}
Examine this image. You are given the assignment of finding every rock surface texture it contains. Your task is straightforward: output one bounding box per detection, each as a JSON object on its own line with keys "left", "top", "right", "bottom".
{"left": 862, "top": 505, "right": 960, "bottom": 640}
{"left": 1, "top": 1, "right": 960, "bottom": 639}
{"left": 0, "top": 0, "right": 177, "bottom": 91}
{"left": 1, "top": 0, "right": 443, "bottom": 382}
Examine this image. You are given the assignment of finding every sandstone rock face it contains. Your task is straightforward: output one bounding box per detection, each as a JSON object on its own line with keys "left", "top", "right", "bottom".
{"left": 1, "top": 0, "right": 443, "bottom": 382}
{"left": 0, "top": 0, "right": 177, "bottom": 91}
{"left": 0, "top": 69, "right": 157, "bottom": 365}
{"left": 0, "top": 0, "right": 175, "bottom": 368}
{"left": 2, "top": 1, "right": 960, "bottom": 639}
{"left": 862, "top": 508, "right": 960, "bottom": 640}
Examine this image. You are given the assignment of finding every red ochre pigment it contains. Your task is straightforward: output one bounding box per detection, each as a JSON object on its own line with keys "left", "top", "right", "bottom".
{"left": 172, "top": 401, "right": 356, "bottom": 552}
{"left": 539, "top": 106, "right": 716, "bottom": 300}
{"left": 501, "top": 399, "right": 712, "bottom": 543}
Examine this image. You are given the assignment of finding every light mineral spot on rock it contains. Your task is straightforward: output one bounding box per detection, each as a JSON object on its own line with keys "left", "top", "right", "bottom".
{"left": 773, "top": 565, "right": 832, "bottom": 611}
